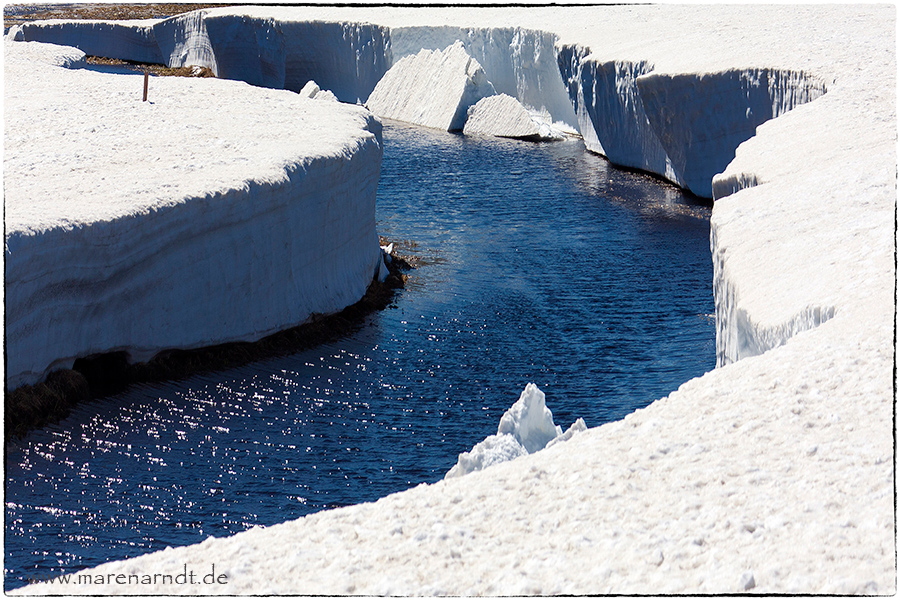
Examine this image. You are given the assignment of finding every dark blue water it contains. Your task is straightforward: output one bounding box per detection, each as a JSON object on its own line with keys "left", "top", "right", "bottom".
{"left": 4, "top": 122, "right": 714, "bottom": 590}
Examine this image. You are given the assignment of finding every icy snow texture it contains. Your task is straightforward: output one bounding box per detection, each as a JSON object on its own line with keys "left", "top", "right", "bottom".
{"left": 4, "top": 40, "right": 384, "bottom": 389}
{"left": 389, "top": 25, "right": 578, "bottom": 129}
{"left": 444, "top": 433, "right": 527, "bottom": 479}
{"left": 446, "top": 383, "right": 579, "bottom": 479}
{"left": 444, "top": 383, "right": 572, "bottom": 478}
{"left": 299, "top": 80, "right": 338, "bottom": 102}
{"left": 365, "top": 41, "right": 495, "bottom": 131}
{"left": 16, "top": 8, "right": 830, "bottom": 198}
{"left": 12, "top": 4, "right": 896, "bottom": 595}
{"left": 463, "top": 93, "right": 562, "bottom": 141}
{"left": 19, "top": 12, "right": 391, "bottom": 102}
{"left": 18, "top": 18, "right": 164, "bottom": 63}
{"left": 497, "top": 383, "right": 563, "bottom": 453}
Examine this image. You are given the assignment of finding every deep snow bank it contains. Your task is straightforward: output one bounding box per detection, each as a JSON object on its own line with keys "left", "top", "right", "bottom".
{"left": 15, "top": 8, "right": 830, "bottom": 199}
{"left": 557, "top": 47, "right": 828, "bottom": 198}
{"left": 4, "top": 40, "right": 385, "bottom": 389}
{"left": 18, "top": 11, "right": 391, "bottom": 102}
{"left": 388, "top": 25, "right": 578, "bottom": 129}
{"left": 366, "top": 41, "right": 495, "bottom": 131}
{"left": 16, "top": 18, "right": 164, "bottom": 63}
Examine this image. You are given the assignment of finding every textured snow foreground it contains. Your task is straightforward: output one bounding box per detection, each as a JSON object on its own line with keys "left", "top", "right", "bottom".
{"left": 12, "top": 4, "right": 896, "bottom": 595}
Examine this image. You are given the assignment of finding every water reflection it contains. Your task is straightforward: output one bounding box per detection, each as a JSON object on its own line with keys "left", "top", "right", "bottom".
{"left": 6, "top": 122, "right": 715, "bottom": 589}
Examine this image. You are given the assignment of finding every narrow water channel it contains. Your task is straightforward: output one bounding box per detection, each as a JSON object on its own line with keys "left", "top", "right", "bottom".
{"left": 5, "top": 122, "right": 715, "bottom": 589}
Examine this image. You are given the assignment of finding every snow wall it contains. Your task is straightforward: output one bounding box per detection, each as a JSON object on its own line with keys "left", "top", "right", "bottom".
{"left": 10, "top": 9, "right": 831, "bottom": 382}
{"left": 5, "top": 145, "right": 384, "bottom": 389}
{"left": 557, "top": 46, "right": 828, "bottom": 198}
{"left": 18, "top": 14, "right": 826, "bottom": 196}
{"left": 19, "top": 13, "right": 391, "bottom": 102}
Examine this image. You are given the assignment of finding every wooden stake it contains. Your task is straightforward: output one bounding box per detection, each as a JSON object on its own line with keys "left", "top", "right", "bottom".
{"left": 143, "top": 70, "right": 148, "bottom": 102}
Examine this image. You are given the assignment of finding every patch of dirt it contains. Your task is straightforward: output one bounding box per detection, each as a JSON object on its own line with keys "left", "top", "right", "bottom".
{"left": 4, "top": 3, "right": 230, "bottom": 28}
{"left": 86, "top": 55, "right": 215, "bottom": 77}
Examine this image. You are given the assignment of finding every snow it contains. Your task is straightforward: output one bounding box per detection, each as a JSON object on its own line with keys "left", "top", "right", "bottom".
{"left": 444, "top": 433, "right": 527, "bottom": 479}
{"left": 365, "top": 41, "right": 495, "bottom": 131}
{"left": 496, "top": 383, "right": 563, "bottom": 453}
{"left": 18, "top": 12, "right": 391, "bottom": 102}
{"left": 10, "top": 3, "right": 896, "bottom": 595}
{"left": 299, "top": 80, "right": 338, "bottom": 102}
{"left": 446, "top": 383, "right": 583, "bottom": 478}
{"left": 4, "top": 40, "right": 385, "bottom": 389}
{"left": 388, "top": 25, "right": 578, "bottom": 129}
{"left": 18, "top": 18, "right": 164, "bottom": 64}
{"left": 463, "top": 93, "right": 563, "bottom": 141}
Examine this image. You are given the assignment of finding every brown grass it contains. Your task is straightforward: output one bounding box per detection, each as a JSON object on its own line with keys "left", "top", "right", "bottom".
{"left": 86, "top": 55, "right": 216, "bottom": 77}
{"left": 4, "top": 3, "right": 231, "bottom": 28}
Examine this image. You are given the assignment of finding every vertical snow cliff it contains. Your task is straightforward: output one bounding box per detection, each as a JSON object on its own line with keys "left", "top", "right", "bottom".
{"left": 559, "top": 45, "right": 827, "bottom": 198}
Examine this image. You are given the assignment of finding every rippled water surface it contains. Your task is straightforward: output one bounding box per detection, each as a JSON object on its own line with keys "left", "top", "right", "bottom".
{"left": 5, "top": 123, "right": 715, "bottom": 589}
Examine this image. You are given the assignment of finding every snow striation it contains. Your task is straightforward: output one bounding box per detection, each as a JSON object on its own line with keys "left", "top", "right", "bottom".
{"left": 16, "top": 18, "right": 164, "bottom": 63}
{"left": 4, "top": 40, "right": 385, "bottom": 389}
{"left": 463, "top": 93, "right": 564, "bottom": 141}
{"left": 10, "top": 4, "right": 896, "bottom": 595}
{"left": 557, "top": 48, "right": 828, "bottom": 198}
{"left": 389, "top": 25, "right": 579, "bottom": 130}
{"left": 18, "top": 10, "right": 391, "bottom": 102}
{"left": 299, "top": 79, "right": 338, "bottom": 102}
{"left": 365, "top": 41, "right": 495, "bottom": 131}
{"left": 445, "top": 383, "right": 585, "bottom": 479}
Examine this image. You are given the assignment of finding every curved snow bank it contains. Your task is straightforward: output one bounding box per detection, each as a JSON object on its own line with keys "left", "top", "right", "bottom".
{"left": 157, "top": 13, "right": 390, "bottom": 101}
{"left": 4, "top": 40, "right": 384, "bottom": 389}
{"left": 712, "top": 222, "right": 837, "bottom": 367}
{"left": 557, "top": 49, "right": 673, "bottom": 181}
{"left": 366, "top": 41, "right": 495, "bottom": 131}
{"left": 18, "top": 11, "right": 390, "bottom": 102}
{"left": 10, "top": 4, "right": 896, "bottom": 594}
{"left": 637, "top": 69, "right": 827, "bottom": 198}
{"left": 18, "top": 19, "right": 164, "bottom": 63}
{"left": 463, "top": 93, "right": 563, "bottom": 140}
{"left": 558, "top": 44, "right": 828, "bottom": 197}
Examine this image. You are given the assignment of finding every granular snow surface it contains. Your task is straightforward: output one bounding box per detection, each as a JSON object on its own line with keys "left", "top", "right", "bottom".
{"left": 11, "top": 3, "right": 896, "bottom": 595}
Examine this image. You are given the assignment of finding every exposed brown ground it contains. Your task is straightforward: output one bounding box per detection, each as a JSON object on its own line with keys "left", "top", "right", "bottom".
{"left": 4, "top": 3, "right": 230, "bottom": 28}
{"left": 86, "top": 55, "right": 216, "bottom": 76}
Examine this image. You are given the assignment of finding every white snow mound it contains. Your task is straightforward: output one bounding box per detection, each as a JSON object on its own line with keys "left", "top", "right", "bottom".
{"left": 446, "top": 383, "right": 586, "bottom": 478}
{"left": 498, "top": 383, "right": 563, "bottom": 452}
{"left": 463, "top": 93, "right": 564, "bottom": 141}
{"left": 444, "top": 433, "right": 528, "bottom": 479}
{"left": 299, "top": 80, "right": 339, "bottom": 102}
{"left": 365, "top": 40, "right": 496, "bottom": 131}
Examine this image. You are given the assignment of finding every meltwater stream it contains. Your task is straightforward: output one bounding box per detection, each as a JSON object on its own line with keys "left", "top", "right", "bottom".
{"left": 5, "top": 122, "right": 715, "bottom": 589}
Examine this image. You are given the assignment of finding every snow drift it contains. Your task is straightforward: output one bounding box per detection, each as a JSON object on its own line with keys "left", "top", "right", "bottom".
{"left": 18, "top": 12, "right": 391, "bottom": 103}
{"left": 463, "top": 93, "right": 563, "bottom": 140}
{"left": 445, "top": 383, "right": 586, "bottom": 478}
{"left": 366, "top": 41, "right": 495, "bottom": 131}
